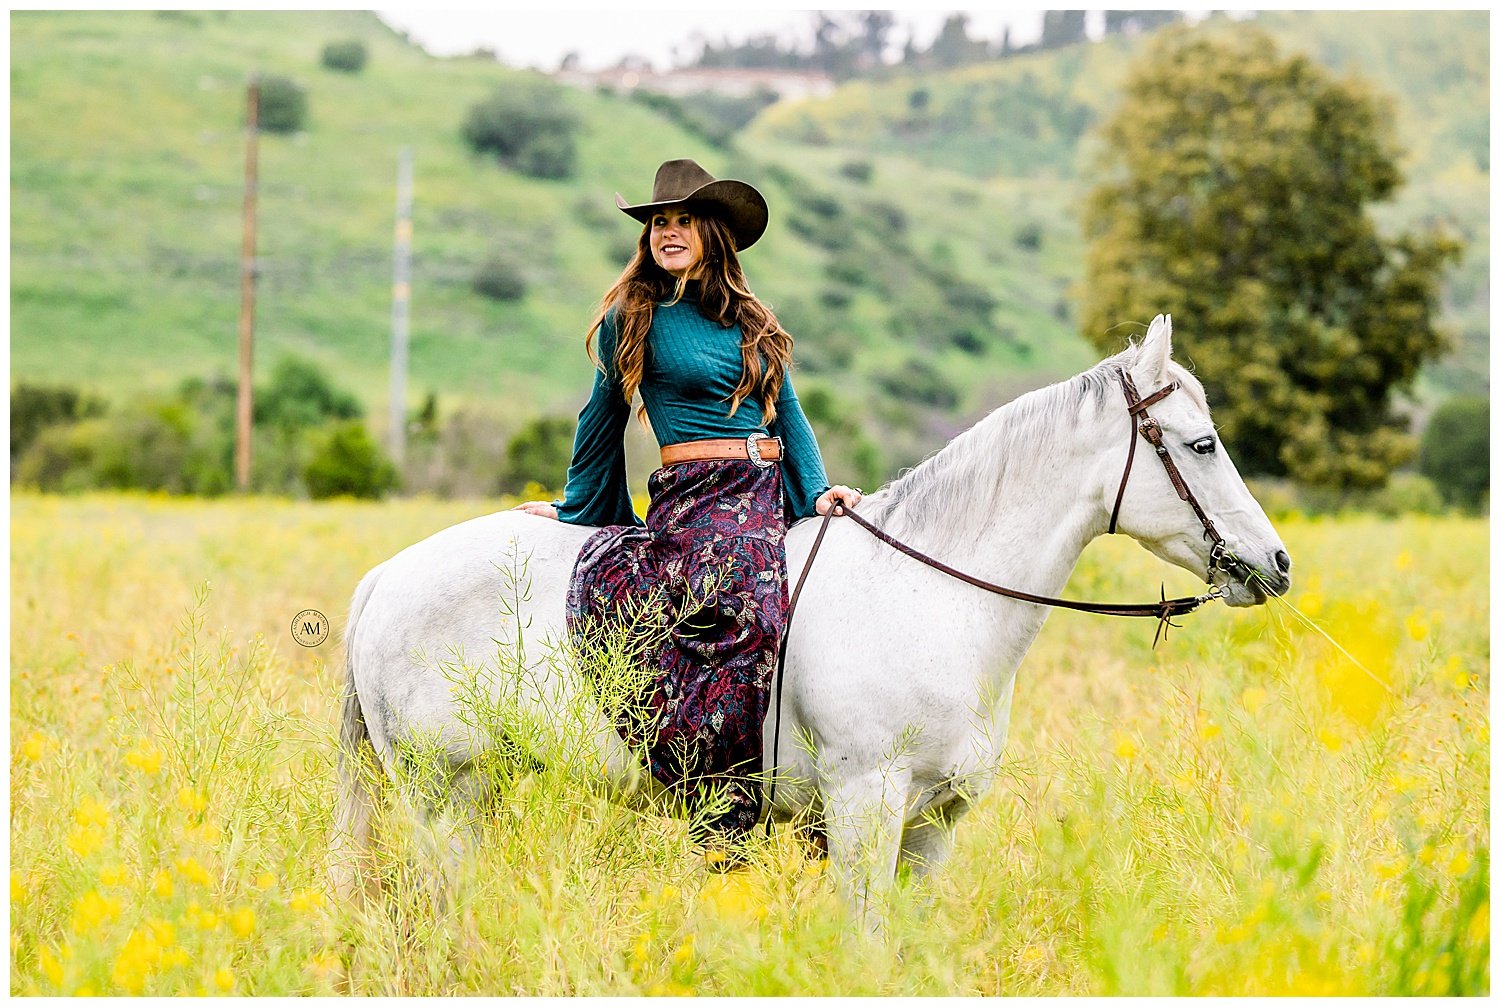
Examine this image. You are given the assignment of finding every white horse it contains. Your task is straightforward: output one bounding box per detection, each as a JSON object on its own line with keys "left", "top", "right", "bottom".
{"left": 332, "top": 314, "right": 1290, "bottom": 921}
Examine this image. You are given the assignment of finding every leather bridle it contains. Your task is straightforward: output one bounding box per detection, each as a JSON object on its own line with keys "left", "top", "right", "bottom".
{"left": 1107, "top": 372, "right": 1238, "bottom": 578}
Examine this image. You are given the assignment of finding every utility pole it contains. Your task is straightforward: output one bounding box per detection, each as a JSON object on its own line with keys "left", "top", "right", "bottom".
{"left": 235, "top": 74, "right": 261, "bottom": 491}
{"left": 389, "top": 146, "right": 413, "bottom": 468}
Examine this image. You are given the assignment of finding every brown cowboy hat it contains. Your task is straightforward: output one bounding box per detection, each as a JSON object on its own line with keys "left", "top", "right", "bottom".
{"left": 615, "top": 158, "right": 769, "bottom": 251}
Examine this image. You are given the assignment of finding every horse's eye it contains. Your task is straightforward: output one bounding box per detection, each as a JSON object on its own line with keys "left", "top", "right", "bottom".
{"left": 1191, "top": 437, "right": 1216, "bottom": 455}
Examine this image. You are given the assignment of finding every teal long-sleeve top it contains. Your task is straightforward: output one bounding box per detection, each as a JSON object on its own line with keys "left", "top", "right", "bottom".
{"left": 553, "top": 289, "right": 831, "bottom": 528}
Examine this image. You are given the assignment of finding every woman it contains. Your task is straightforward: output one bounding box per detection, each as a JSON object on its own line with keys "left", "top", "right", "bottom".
{"left": 514, "top": 158, "right": 861, "bottom": 864}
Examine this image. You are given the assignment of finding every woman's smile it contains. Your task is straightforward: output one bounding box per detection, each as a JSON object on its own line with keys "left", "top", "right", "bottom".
{"left": 651, "top": 205, "right": 703, "bottom": 278}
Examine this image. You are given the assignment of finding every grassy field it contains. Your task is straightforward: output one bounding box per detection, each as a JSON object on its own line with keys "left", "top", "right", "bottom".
{"left": 9, "top": 491, "right": 1488, "bottom": 994}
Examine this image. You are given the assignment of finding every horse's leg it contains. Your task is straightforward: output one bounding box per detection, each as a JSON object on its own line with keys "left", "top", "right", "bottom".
{"left": 394, "top": 753, "right": 495, "bottom": 913}
{"left": 898, "top": 796, "right": 970, "bottom": 884}
{"left": 821, "top": 765, "right": 908, "bottom": 934}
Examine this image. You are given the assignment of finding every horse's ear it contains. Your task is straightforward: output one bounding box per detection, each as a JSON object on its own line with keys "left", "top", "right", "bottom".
{"left": 1137, "top": 313, "right": 1173, "bottom": 387}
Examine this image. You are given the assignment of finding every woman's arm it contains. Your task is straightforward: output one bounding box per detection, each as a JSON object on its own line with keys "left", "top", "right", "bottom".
{"left": 515, "top": 312, "right": 644, "bottom": 527}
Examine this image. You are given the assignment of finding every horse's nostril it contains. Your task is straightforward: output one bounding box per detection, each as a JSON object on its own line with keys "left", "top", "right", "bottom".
{"left": 1275, "top": 550, "right": 1292, "bottom": 575}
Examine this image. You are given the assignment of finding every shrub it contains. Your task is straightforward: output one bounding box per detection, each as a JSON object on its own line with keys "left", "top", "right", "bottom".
{"left": 320, "top": 38, "right": 368, "bottom": 73}
{"left": 255, "top": 75, "right": 307, "bottom": 134}
{"left": 255, "top": 356, "right": 362, "bottom": 432}
{"left": 839, "top": 160, "right": 874, "bottom": 184}
{"left": 1366, "top": 473, "right": 1446, "bottom": 517}
{"left": 473, "top": 256, "right": 528, "bottom": 302}
{"left": 15, "top": 418, "right": 105, "bottom": 492}
{"left": 1419, "top": 396, "right": 1489, "bottom": 508}
{"left": 462, "top": 79, "right": 579, "bottom": 179}
{"left": 500, "top": 416, "right": 575, "bottom": 494}
{"left": 11, "top": 382, "right": 106, "bottom": 465}
{"left": 302, "top": 420, "right": 397, "bottom": 499}
{"left": 877, "top": 358, "right": 959, "bottom": 409}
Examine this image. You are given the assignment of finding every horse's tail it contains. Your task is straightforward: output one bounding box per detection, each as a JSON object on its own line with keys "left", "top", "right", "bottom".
{"left": 329, "top": 561, "right": 386, "bottom": 907}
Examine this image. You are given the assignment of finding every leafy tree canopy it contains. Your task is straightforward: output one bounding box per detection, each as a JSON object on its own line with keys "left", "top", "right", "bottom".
{"left": 1080, "top": 26, "right": 1461, "bottom": 488}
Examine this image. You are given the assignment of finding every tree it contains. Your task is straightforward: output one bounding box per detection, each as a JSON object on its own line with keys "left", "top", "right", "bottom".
{"left": 320, "top": 38, "right": 368, "bottom": 73}
{"left": 461, "top": 78, "right": 579, "bottom": 180}
{"left": 500, "top": 416, "right": 575, "bottom": 494}
{"left": 1080, "top": 27, "right": 1460, "bottom": 488}
{"left": 1040, "top": 10, "right": 1088, "bottom": 50}
{"left": 925, "top": 14, "right": 989, "bottom": 69}
{"left": 1419, "top": 396, "right": 1488, "bottom": 508}
{"left": 255, "top": 75, "right": 307, "bottom": 134}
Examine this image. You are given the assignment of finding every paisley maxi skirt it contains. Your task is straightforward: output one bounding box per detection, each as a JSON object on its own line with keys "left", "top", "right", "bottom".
{"left": 565, "top": 459, "right": 789, "bottom": 841}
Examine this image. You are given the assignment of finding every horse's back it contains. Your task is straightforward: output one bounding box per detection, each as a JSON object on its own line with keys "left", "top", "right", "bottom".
{"left": 348, "top": 510, "right": 600, "bottom": 764}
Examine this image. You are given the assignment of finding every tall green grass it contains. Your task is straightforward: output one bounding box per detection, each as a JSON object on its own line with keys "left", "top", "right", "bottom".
{"left": 10, "top": 493, "right": 1488, "bottom": 993}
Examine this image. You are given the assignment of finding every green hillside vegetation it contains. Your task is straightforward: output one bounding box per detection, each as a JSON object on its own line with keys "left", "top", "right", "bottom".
{"left": 751, "top": 10, "right": 1489, "bottom": 400}
{"left": 11, "top": 10, "right": 1089, "bottom": 484}
{"left": 11, "top": 10, "right": 1488, "bottom": 495}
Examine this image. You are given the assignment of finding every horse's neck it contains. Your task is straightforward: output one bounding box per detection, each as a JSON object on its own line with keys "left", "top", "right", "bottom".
{"left": 871, "top": 387, "right": 1107, "bottom": 604}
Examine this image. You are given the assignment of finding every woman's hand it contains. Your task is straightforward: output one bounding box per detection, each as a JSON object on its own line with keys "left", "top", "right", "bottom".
{"left": 815, "top": 485, "right": 863, "bottom": 516}
{"left": 512, "top": 501, "right": 559, "bottom": 520}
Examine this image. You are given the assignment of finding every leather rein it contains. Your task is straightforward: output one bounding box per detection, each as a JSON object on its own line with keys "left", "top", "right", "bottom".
{"left": 763, "top": 370, "right": 1235, "bottom": 825}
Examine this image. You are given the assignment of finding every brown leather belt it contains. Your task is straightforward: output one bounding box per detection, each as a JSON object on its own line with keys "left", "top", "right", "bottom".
{"left": 660, "top": 433, "right": 782, "bottom": 468}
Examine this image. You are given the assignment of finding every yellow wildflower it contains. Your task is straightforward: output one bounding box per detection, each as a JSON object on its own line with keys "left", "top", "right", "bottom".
{"left": 74, "top": 796, "right": 112, "bottom": 829}
{"left": 74, "top": 985, "right": 96, "bottom": 997}
{"left": 11, "top": 871, "right": 29, "bottom": 905}
{"left": 254, "top": 872, "right": 276, "bottom": 891}
{"left": 1368, "top": 802, "right": 1390, "bottom": 825}
{"left": 1391, "top": 773, "right": 1420, "bottom": 796}
{"left": 1317, "top": 727, "right": 1344, "bottom": 752}
{"left": 1376, "top": 856, "right": 1407, "bottom": 880}
{"left": 1112, "top": 731, "right": 1138, "bottom": 761}
{"left": 647, "top": 981, "right": 694, "bottom": 996}
{"left": 67, "top": 825, "right": 105, "bottom": 859}
{"left": 290, "top": 888, "right": 326, "bottom": 914}
{"left": 1448, "top": 850, "right": 1472, "bottom": 876}
{"left": 1443, "top": 656, "right": 1470, "bottom": 691}
{"left": 196, "top": 911, "right": 221, "bottom": 932}
{"left": 229, "top": 905, "right": 256, "bottom": 939}
{"left": 19, "top": 731, "right": 51, "bottom": 762}
{"left": 70, "top": 889, "right": 122, "bottom": 935}
{"left": 125, "top": 741, "right": 163, "bottom": 776}
{"left": 1394, "top": 550, "right": 1413, "bottom": 571}
{"left": 1021, "top": 945, "right": 1045, "bottom": 963}
{"left": 175, "top": 857, "right": 213, "bottom": 888}
{"left": 39, "top": 946, "right": 64, "bottom": 987}
{"left": 1467, "top": 901, "right": 1488, "bottom": 944}
{"left": 671, "top": 936, "right": 694, "bottom": 966}
{"left": 1198, "top": 717, "right": 1222, "bottom": 742}
{"left": 152, "top": 870, "right": 175, "bottom": 899}
{"left": 99, "top": 864, "right": 130, "bottom": 887}
{"left": 1416, "top": 845, "right": 1436, "bottom": 866}
{"left": 177, "top": 788, "right": 208, "bottom": 815}
{"left": 1240, "top": 686, "right": 1268, "bottom": 714}
{"left": 214, "top": 967, "right": 234, "bottom": 993}
{"left": 147, "top": 919, "right": 176, "bottom": 948}
{"left": 700, "top": 872, "right": 767, "bottom": 922}
{"left": 1404, "top": 611, "right": 1430, "bottom": 642}
{"left": 1355, "top": 942, "right": 1376, "bottom": 965}
{"left": 1296, "top": 592, "right": 1324, "bottom": 618}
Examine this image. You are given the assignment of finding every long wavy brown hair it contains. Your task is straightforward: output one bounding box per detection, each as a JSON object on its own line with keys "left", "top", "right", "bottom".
{"left": 586, "top": 207, "right": 794, "bottom": 426}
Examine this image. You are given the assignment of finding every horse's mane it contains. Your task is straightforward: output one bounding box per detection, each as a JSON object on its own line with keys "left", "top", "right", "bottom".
{"left": 857, "top": 347, "right": 1140, "bottom": 554}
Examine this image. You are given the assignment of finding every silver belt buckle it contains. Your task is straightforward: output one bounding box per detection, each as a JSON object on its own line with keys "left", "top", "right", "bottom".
{"left": 746, "top": 432, "right": 772, "bottom": 469}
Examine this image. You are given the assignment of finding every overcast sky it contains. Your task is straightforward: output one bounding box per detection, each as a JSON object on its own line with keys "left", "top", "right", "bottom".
{"left": 374, "top": 9, "right": 1058, "bottom": 72}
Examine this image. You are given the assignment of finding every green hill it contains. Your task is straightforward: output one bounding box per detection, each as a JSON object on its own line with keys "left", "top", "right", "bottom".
{"left": 749, "top": 10, "right": 1489, "bottom": 400}
{"left": 10, "top": 10, "right": 1488, "bottom": 485}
